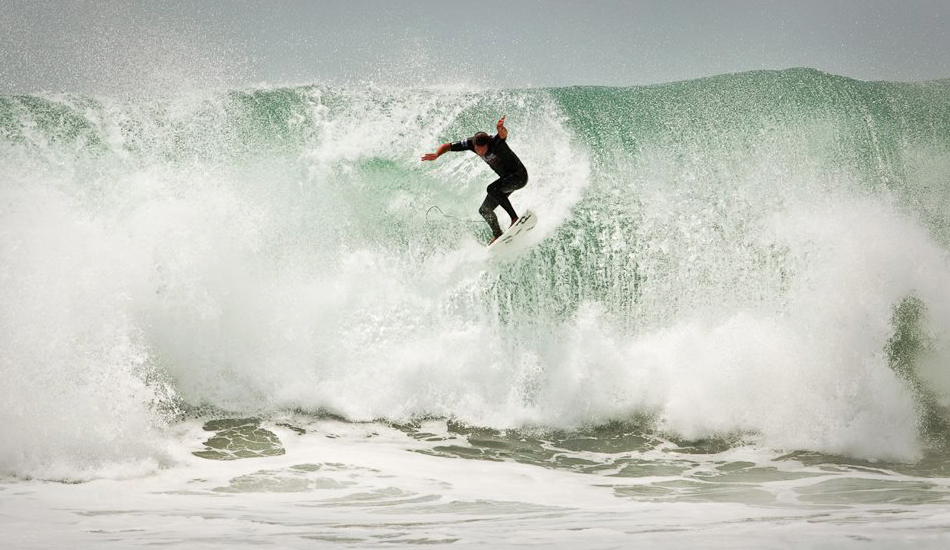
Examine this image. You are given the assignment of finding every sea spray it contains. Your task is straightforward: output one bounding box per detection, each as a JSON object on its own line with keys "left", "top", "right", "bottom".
{"left": 3, "top": 69, "right": 950, "bottom": 478}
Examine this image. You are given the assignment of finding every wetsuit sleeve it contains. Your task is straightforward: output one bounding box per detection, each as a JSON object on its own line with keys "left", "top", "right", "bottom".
{"left": 449, "top": 139, "right": 472, "bottom": 152}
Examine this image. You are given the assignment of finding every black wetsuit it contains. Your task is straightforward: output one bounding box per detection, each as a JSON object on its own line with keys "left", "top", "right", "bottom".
{"left": 450, "top": 134, "right": 529, "bottom": 238}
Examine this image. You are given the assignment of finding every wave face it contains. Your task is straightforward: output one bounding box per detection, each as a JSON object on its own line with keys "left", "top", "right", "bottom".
{"left": 3, "top": 68, "right": 950, "bottom": 475}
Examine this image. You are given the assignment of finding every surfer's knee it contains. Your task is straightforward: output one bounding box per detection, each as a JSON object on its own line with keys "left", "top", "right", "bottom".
{"left": 514, "top": 170, "right": 528, "bottom": 189}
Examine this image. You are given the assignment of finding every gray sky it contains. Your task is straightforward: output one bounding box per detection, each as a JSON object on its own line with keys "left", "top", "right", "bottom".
{"left": 2, "top": 0, "right": 949, "bottom": 95}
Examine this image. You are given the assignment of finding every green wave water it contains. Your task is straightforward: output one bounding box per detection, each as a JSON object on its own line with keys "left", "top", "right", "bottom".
{"left": 2, "top": 68, "right": 950, "bottom": 478}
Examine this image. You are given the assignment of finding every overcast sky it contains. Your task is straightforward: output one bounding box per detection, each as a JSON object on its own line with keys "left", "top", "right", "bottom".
{"left": 2, "top": 0, "right": 948, "bottom": 95}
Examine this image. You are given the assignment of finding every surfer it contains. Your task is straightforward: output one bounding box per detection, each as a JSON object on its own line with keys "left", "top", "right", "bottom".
{"left": 421, "top": 116, "right": 528, "bottom": 244}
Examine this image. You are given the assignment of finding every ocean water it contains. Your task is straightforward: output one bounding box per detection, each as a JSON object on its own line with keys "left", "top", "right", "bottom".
{"left": 2, "top": 68, "right": 950, "bottom": 547}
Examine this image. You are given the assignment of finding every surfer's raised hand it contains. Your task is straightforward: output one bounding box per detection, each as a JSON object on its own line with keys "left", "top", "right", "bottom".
{"left": 496, "top": 116, "right": 508, "bottom": 140}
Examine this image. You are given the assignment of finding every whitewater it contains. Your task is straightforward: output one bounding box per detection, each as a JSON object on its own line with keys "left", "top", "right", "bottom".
{"left": 2, "top": 68, "right": 950, "bottom": 548}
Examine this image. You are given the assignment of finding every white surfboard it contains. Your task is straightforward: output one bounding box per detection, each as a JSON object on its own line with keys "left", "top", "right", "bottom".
{"left": 487, "top": 209, "right": 538, "bottom": 255}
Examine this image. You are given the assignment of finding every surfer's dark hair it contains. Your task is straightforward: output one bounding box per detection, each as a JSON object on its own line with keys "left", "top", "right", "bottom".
{"left": 473, "top": 132, "right": 490, "bottom": 147}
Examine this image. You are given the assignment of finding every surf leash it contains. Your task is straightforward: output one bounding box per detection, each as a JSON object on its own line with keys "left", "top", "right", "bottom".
{"left": 425, "top": 205, "right": 483, "bottom": 226}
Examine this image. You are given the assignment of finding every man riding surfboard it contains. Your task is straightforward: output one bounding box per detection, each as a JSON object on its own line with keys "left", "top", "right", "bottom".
{"left": 421, "top": 116, "right": 528, "bottom": 244}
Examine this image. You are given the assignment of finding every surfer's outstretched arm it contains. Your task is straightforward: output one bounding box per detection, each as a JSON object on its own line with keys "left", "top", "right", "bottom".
{"left": 421, "top": 143, "right": 452, "bottom": 162}
{"left": 422, "top": 137, "right": 476, "bottom": 161}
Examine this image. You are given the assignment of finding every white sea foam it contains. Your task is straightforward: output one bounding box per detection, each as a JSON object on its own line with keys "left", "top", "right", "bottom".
{"left": 2, "top": 76, "right": 950, "bottom": 480}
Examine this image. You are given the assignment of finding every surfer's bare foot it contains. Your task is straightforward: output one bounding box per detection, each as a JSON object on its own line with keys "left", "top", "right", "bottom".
{"left": 509, "top": 217, "right": 519, "bottom": 227}
{"left": 488, "top": 236, "right": 499, "bottom": 246}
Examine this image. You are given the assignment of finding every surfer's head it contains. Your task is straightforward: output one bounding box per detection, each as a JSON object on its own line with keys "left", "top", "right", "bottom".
{"left": 472, "top": 132, "right": 490, "bottom": 156}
